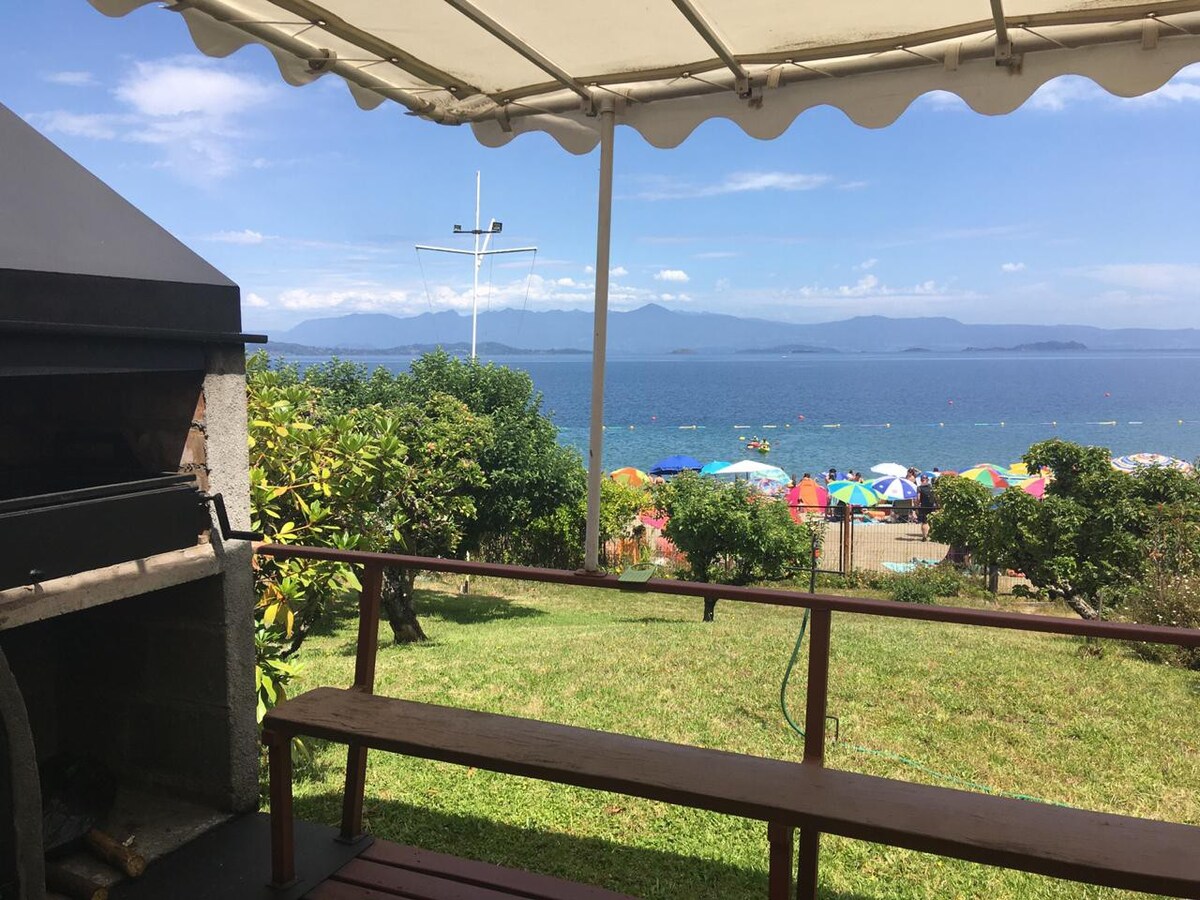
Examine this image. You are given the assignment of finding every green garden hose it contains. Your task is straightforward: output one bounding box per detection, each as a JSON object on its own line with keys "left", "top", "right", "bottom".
{"left": 779, "top": 610, "right": 1069, "bottom": 807}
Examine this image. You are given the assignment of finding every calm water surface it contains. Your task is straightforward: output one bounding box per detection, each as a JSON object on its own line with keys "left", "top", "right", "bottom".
{"left": 284, "top": 352, "right": 1200, "bottom": 476}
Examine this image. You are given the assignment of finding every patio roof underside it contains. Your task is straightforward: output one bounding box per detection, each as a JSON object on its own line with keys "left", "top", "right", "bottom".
{"left": 90, "top": 0, "right": 1200, "bottom": 152}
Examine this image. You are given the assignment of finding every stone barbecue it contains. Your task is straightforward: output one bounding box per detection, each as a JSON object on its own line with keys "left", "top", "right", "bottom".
{"left": 0, "top": 102, "right": 263, "bottom": 899}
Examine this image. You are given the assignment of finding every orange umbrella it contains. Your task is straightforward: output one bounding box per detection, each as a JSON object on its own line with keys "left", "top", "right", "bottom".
{"left": 610, "top": 467, "right": 649, "bottom": 488}
{"left": 787, "top": 478, "right": 829, "bottom": 523}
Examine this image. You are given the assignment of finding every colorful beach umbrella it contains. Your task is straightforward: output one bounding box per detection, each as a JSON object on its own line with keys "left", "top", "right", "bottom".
{"left": 870, "top": 462, "right": 909, "bottom": 479}
{"left": 871, "top": 476, "right": 918, "bottom": 501}
{"left": 699, "top": 460, "right": 732, "bottom": 476}
{"left": 609, "top": 467, "right": 649, "bottom": 488}
{"left": 959, "top": 465, "right": 1009, "bottom": 489}
{"left": 648, "top": 455, "right": 702, "bottom": 476}
{"left": 1008, "top": 462, "right": 1030, "bottom": 476}
{"left": 1111, "top": 453, "right": 1194, "bottom": 473}
{"left": 827, "top": 480, "right": 881, "bottom": 507}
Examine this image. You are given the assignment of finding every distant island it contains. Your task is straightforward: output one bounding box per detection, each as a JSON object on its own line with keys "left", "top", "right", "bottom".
{"left": 670, "top": 348, "right": 697, "bottom": 355}
{"left": 263, "top": 305, "right": 1200, "bottom": 355}
{"left": 265, "top": 340, "right": 589, "bottom": 357}
{"left": 735, "top": 344, "right": 830, "bottom": 355}
{"left": 964, "top": 341, "right": 1088, "bottom": 352}
{"left": 902, "top": 347, "right": 931, "bottom": 353}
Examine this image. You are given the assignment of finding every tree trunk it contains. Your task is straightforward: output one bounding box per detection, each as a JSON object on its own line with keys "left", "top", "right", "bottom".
{"left": 382, "top": 567, "right": 428, "bottom": 643}
{"left": 1062, "top": 592, "right": 1100, "bottom": 621}
{"left": 702, "top": 596, "right": 718, "bottom": 622}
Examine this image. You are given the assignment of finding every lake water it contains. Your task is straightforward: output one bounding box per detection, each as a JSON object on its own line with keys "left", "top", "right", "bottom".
{"left": 281, "top": 352, "right": 1200, "bottom": 476}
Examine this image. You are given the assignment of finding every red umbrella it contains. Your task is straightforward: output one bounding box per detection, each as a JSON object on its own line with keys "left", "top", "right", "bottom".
{"left": 788, "top": 478, "right": 829, "bottom": 523}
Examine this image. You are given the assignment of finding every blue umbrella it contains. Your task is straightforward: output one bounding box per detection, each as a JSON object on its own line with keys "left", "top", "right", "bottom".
{"left": 871, "top": 476, "right": 918, "bottom": 500}
{"left": 649, "top": 454, "right": 702, "bottom": 476}
{"left": 699, "top": 460, "right": 732, "bottom": 475}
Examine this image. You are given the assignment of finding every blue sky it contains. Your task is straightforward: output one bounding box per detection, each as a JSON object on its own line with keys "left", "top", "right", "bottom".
{"left": 5, "top": 0, "right": 1200, "bottom": 335}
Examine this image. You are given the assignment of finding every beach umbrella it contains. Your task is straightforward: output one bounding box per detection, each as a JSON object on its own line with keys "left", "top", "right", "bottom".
{"left": 871, "top": 476, "right": 918, "bottom": 501}
{"left": 959, "top": 466, "right": 1009, "bottom": 489}
{"left": 648, "top": 455, "right": 702, "bottom": 477}
{"left": 1017, "top": 475, "right": 1050, "bottom": 499}
{"left": 827, "top": 480, "right": 881, "bottom": 507}
{"left": 1008, "top": 462, "right": 1030, "bottom": 476}
{"left": 1111, "top": 453, "right": 1194, "bottom": 473}
{"left": 609, "top": 467, "right": 649, "bottom": 488}
{"left": 870, "top": 462, "right": 909, "bottom": 479}
{"left": 92, "top": 1, "right": 1200, "bottom": 575}
{"left": 699, "top": 460, "right": 732, "bottom": 476}
{"left": 788, "top": 479, "right": 829, "bottom": 510}
{"left": 971, "top": 463, "right": 1010, "bottom": 475}
{"left": 713, "top": 460, "right": 786, "bottom": 478}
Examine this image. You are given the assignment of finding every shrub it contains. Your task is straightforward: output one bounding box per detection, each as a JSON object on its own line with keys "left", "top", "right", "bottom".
{"left": 886, "top": 573, "right": 937, "bottom": 605}
{"left": 1123, "top": 509, "right": 1200, "bottom": 669}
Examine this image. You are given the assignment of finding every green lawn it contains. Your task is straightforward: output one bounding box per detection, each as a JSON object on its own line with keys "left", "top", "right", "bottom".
{"left": 283, "top": 577, "right": 1200, "bottom": 899}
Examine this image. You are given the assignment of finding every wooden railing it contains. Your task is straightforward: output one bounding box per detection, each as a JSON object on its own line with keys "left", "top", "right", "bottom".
{"left": 256, "top": 543, "right": 1200, "bottom": 898}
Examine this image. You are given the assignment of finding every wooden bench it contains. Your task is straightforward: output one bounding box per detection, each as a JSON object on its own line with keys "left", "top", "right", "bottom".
{"left": 310, "top": 840, "right": 636, "bottom": 899}
{"left": 258, "top": 559, "right": 1200, "bottom": 899}
{"left": 265, "top": 686, "right": 1200, "bottom": 898}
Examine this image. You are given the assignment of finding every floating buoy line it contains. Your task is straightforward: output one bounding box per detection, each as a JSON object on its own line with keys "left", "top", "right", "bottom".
{"left": 598, "top": 419, "right": 1200, "bottom": 431}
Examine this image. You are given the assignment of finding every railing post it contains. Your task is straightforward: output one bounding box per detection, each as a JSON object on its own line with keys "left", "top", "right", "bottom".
{"left": 265, "top": 728, "right": 296, "bottom": 887}
{"left": 767, "top": 820, "right": 794, "bottom": 900}
{"left": 798, "top": 607, "right": 832, "bottom": 899}
{"left": 341, "top": 562, "right": 385, "bottom": 841}
{"left": 841, "top": 505, "right": 853, "bottom": 574}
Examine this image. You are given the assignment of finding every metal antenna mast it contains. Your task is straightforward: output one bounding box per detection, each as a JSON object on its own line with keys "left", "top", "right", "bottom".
{"left": 415, "top": 171, "right": 537, "bottom": 359}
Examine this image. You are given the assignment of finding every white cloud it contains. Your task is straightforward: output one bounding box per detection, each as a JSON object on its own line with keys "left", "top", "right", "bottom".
{"left": 245, "top": 292, "right": 270, "bottom": 308}
{"left": 1078, "top": 263, "right": 1200, "bottom": 293}
{"left": 555, "top": 277, "right": 579, "bottom": 287}
{"left": 584, "top": 264, "right": 595, "bottom": 274}
{"left": 839, "top": 180, "right": 870, "bottom": 191}
{"left": 694, "top": 251, "right": 739, "bottom": 259}
{"left": 610, "top": 265, "right": 628, "bottom": 277}
{"left": 856, "top": 258, "right": 879, "bottom": 271}
{"left": 29, "top": 59, "right": 278, "bottom": 181}
{"left": 115, "top": 60, "right": 275, "bottom": 118}
{"left": 632, "top": 170, "right": 833, "bottom": 200}
{"left": 44, "top": 71, "right": 97, "bottom": 87}
{"left": 1001, "top": 262, "right": 1027, "bottom": 273}
{"left": 654, "top": 269, "right": 690, "bottom": 283}
{"left": 205, "top": 229, "right": 269, "bottom": 245}
{"left": 25, "top": 110, "right": 128, "bottom": 140}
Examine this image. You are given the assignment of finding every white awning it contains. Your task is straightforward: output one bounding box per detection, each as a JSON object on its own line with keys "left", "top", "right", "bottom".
{"left": 87, "top": 0, "right": 1200, "bottom": 572}
{"left": 89, "top": 1, "right": 1200, "bottom": 153}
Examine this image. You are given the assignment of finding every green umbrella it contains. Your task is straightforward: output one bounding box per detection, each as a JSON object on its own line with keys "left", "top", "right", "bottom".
{"left": 827, "top": 480, "right": 881, "bottom": 506}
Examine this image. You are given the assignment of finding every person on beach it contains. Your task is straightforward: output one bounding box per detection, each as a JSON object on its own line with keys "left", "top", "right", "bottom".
{"left": 917, "top": 475, "right": 936, "bottom": 540}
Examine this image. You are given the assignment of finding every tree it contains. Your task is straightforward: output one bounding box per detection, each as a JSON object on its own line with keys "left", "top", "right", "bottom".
{"left": 304, "top": 350, "right": 585, "bottom": 565}
{"left": 394, "top": 351, "right": 584, "bottom": 558}
{"left": 248, "top": 354, "right": 494, "bottom": 648}
{"left": 1001, "top": 440, "right": 1145, "bottom": 619}
{"left": 654, "top": 473, "right": 813, "bottom": 621}
{"left": 929, "top": 476, "right": 1000, "bottom": 567}
{"left": 358, "top": 395, "right": 492, "bottom": 642}
{"left": 932, "top": 439, "right": 1200, "bottom": 621}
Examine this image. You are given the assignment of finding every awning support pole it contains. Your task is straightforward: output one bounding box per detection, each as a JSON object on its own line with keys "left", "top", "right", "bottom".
{"left": 584, "top": 99, "right": 617, "bottom": 573}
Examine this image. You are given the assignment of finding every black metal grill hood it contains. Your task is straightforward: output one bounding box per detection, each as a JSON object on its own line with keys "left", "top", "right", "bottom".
{"left": 0, "top": 101, "right": 261, "bottom": 365}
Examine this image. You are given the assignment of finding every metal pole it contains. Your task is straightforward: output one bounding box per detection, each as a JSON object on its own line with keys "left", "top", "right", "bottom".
{"left": 471, "top": 170, "right": 481, "bottom": 359}
{"left": 584, "top": 100, "right": 616, "bottom": 573}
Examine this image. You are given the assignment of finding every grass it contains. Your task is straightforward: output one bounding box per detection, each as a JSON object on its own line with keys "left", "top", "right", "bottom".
{"left": 282, "top": 576, "right": 1200, "bottom": 899}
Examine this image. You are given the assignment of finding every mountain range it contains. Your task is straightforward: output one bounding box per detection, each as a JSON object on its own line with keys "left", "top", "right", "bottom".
{"left": 271, "top": 304, "right": 1200, "bottom": 354}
